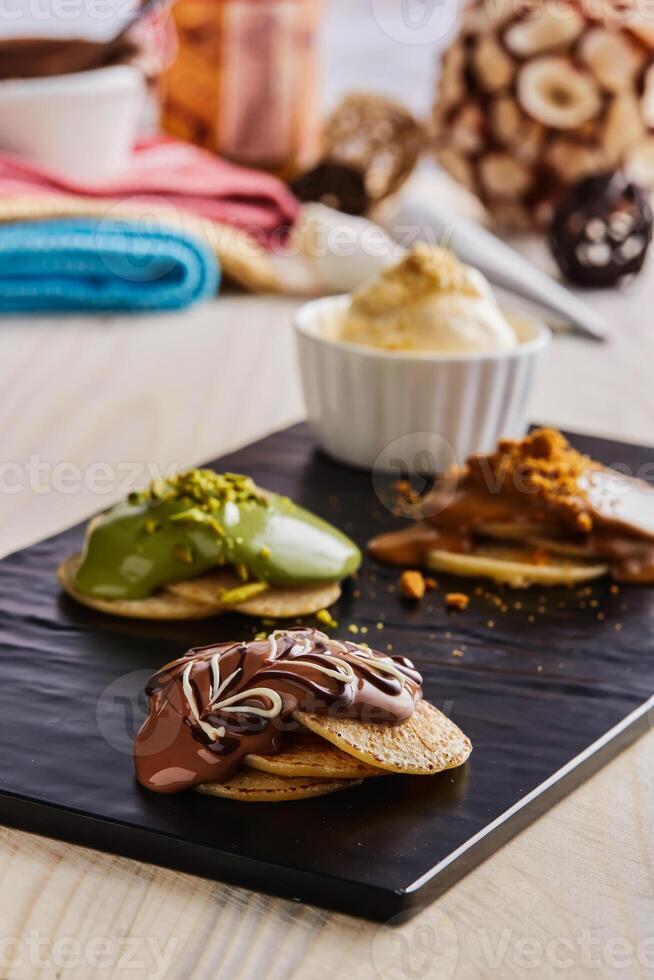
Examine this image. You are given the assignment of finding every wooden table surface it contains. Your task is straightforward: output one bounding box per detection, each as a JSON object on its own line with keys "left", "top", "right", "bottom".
{"left": 0, "top": 3, "right": 653, "bottom": 978}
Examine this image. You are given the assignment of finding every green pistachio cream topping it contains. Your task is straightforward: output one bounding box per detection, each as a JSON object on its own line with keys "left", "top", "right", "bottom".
{"left": 74, "top": 470, "right": 361, "bottom": 602}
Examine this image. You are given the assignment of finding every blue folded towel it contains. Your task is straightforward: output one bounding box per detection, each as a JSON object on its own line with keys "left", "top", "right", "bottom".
{"left": 0, "top": 219, "right": 220, "bottom": 314}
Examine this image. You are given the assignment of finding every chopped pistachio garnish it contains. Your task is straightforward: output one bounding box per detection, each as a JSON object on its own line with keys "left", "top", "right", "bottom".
{"left": 259, "top": 546, "right": 271, "bottom": 559}
{"left": 132, "top": 470, "right": 267, "bottom": 510}
{"left": 173, "top": 544, "right": 194, "bottom": 565}
{"left": 220, "top": 581, "right": 269, "bottom": 606}
{"left": 169, "top": 507, "right": 225, "bottom": 537}
{"left": 149, "top": 478, "right": 166, "bottom": 500}
{"left": 316, "top": 608, "right": 338, "bottom": 629}
{"left": 126, "top": 470, "right": 273, "bottom": 582}
{"left": 235, "top": 563, "right": 249, "bottom": 583}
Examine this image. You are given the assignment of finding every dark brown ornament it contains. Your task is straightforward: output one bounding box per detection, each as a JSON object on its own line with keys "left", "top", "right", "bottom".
{"left": 291, "top": 161, "right": 370, "bottom": 216}
{"left": 549, "top": 172, "right": 653, "bottom": 288}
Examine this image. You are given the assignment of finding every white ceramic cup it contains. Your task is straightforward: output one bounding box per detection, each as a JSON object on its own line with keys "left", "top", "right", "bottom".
{"left": 0, "top": 65, "right": 144, "bottom": 182}
{"left": 294, "top": 295, "right": 551, "bottom": 473}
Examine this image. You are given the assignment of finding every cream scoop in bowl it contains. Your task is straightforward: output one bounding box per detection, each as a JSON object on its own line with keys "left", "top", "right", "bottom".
{"left": 341, "top": 244, "right": 518, "bottom": 354}
{"left": 295, "top": 245, "right": 551, "bottom": 472}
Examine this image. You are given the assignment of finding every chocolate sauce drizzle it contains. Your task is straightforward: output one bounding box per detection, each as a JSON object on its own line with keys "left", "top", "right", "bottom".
{"left": 135, "top": 629, "right": 422, "bottom": 794}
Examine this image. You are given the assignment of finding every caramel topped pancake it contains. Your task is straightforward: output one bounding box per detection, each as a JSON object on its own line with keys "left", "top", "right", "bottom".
{"left": 369, "top": 429, "right": 654, "bottom": 584}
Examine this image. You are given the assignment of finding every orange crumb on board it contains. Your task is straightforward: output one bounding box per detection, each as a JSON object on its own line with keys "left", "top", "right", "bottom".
{"left": 445, "top": 592, "right": 470, "bottom": 611}
{"left": 399, "top": 570, "right": 426, "bottom": 600}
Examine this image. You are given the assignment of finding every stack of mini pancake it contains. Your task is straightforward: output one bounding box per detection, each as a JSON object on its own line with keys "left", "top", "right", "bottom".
{"left": 198, "top": 699, "right": 472, "bottom": 802}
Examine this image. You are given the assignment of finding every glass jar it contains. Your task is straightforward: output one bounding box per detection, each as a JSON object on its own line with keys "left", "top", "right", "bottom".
{"left": 161, "top": 0, "right": 322, "bottom": 176}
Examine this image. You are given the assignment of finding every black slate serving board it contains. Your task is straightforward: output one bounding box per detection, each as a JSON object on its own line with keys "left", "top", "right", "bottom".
{"left": 0, "top": 424, "right": 652, "bottom": 922}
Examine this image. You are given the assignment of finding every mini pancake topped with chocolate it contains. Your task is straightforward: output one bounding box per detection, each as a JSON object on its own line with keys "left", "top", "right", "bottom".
{"left": 369, "top": 429, "right": 654, "bottom": 587}
{"left": 135, "top": 628, "right": 472, "bottom": 801}
{"left": 58, "top": 470, "right": 361, "bottom": 620}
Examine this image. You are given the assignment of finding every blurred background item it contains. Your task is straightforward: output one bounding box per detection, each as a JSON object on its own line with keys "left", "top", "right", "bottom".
{"left": 292, "top": 92, "right": 425, "bottom": 214}
{"left": 549, "top": 171, "right": 653, "bottom": 288}
{"left": 0, "top": 0, "right": 161, "bottom": 80}
{"left": 0, "top": 66, "right": 144, "bottom": 182}
{"left": 0, "top": 0, "right": 165, "bottom": 181}
{"left": 432, "top": 0, "right": 654, "bottom": 231}
{"left": 161, "top": 0, "right": 323, "bottom": 176}
{"left": 0, "top": 217, "right": 219, "bottom": 314}
{"left": 0, "top": 0, "right": 648, "bottom": 320}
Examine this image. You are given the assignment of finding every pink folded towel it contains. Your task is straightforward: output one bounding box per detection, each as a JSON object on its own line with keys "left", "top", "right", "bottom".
{"left": 0, "top": 136, "right": 299, "bottom": 243}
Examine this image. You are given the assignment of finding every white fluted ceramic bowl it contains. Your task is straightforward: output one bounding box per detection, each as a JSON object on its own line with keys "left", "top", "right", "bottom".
{"left": 294, "top": 295, "right": 551, "bottom": 473}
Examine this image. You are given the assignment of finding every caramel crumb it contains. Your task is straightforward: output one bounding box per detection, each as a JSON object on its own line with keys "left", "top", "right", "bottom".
{"left": 452, "top": 649, "right": 464, "bottom": 658}
{"left": 576, "top": 512, "right": 593, "bottom": 532}
{"left": 469, "top": 428, "right": 596, "bottom": 528}
{"left": 610, "top": 584, "right": 620, "bottom": 595}
{"left": 399, "top": 570, "right": 426, "bottom": 600}
{"left": 425, "top": 577, "right": 439, "bottom": 591}
{"left": 393, "top": 479, "right": 419, "bottom": 505}
{"left": 487, "top": 619, "right": 495, "bottom": 628}
{"left": 445, "top": 592, "right": 470, "bottom": 611}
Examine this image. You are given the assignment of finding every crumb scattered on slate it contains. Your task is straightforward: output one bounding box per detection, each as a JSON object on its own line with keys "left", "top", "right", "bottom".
{"left": 399, "top": 570, "right": 426, "bottom": 600}
{"left": 445, "top": 592, "right": 470, "bottom": 611}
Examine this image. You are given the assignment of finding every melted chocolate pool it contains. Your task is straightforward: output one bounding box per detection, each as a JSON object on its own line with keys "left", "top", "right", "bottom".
{"left": 134, "top": 629, "right": 422, "bottom": 793}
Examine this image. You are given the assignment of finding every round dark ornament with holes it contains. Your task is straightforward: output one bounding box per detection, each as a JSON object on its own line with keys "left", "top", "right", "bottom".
{"left": 549, "top": 172, "right": 653, "bottom": 288}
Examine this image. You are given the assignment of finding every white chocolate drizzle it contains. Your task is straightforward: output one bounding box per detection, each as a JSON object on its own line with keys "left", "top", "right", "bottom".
{"left": 182, "top": 662, "right": 226, "bottom": 742}
{"left": 182, "top": 630, "right": 409, "bottom": 744}
{"left": 209, "top": 687, "right": 283, "bottom": 718}
{"left": 345, "top": 646, "right": 409, "bottom": 685}
{"left": 290, "top": 657, "right": 356, "bottom": 683}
